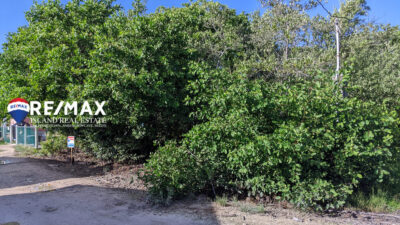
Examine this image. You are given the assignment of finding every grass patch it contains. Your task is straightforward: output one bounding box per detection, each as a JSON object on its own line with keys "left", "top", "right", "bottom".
{"left": 219, "top": 195, "right": 265, "bottom": 214}
{"left": 231, "top": 195, "right": 239, "bottom": 206}
{"left": 14, "top": 145, "right": 38, "bottom": 156}
{"left": 215, "top": 195, "right": 228, "bottom": 207}
{"left": 349, "top": 189, "right": 400, "bottom": 213}
{"left": 238, "top": 203, "right": 265, "bottom": 214}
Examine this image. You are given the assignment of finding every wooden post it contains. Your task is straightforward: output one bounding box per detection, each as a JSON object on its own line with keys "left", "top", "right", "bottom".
{"left": 70, "top": 147, "right": 74, "bottom": 165}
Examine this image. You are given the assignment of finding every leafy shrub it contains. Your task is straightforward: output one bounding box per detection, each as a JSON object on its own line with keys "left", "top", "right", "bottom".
{"left": 142, "top": 77, "right": 400, "bottom": 210}
{"left": 40, "top": 133, "right": 67, "bottom": 156}
{"left": 0, "top": 0, "right": 249, "bottom": 162}
{"left": 78, "top": 1, "right": 249, "bottom": 161}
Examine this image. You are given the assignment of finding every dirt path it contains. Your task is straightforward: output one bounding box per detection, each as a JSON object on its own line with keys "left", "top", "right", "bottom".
{"left": 1, "top": 144, "right": 400, "bottom": 225}
{"left": 0, "top": 145, "right": 217, "bottom": 225}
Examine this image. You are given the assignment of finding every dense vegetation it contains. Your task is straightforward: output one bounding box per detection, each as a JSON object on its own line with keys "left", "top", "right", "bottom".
{"left": 1, "top": 0, "right": 400, "bottom": 210}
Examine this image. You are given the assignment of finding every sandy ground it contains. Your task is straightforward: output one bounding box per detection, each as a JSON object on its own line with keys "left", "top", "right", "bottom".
{"left": 0, "top": 145, "right": 216, "bottom": 225}
{"left": 1, "top": 144, "right": 400, "bottom": 225}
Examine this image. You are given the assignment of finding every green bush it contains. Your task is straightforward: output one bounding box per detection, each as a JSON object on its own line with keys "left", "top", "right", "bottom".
{"left": 77, "top": 2, "right": 249, "bottom": 161}
{"left": 40, "top": 133, "right": 67, "bottom": 156}
{"left": 0, "top": 0, "right": 249, "bottom": 162}
{"left": 142, "top": 78, "right": 400, "bottom": 210}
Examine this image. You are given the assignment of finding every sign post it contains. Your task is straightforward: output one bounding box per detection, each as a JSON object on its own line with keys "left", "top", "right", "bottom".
{"left": 67, "top": 136, "right": 75, "bottom": 164}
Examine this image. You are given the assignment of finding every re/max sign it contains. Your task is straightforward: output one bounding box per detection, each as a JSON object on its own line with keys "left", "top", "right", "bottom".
{"left": 29, "top": 101, "right": 106, "bottom": 116}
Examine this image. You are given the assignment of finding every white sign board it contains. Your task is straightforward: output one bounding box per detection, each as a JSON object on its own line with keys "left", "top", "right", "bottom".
{"left": 67, "top": 136, "right": 75, "bottom": 148}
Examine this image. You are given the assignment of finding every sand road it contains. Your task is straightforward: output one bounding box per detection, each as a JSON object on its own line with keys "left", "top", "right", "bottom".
{"left": 0, "top": 144, "right": 217, "bottom": 225}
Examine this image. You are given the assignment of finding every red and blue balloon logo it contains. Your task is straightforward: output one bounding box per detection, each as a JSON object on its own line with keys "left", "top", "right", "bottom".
{"left": 8, "top": 98, "right": 30, "bottom": 124}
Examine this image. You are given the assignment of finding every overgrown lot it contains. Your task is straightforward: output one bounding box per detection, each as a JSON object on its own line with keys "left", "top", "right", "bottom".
{"left": 1, "top": 0, "right": 400, "bottom": 211}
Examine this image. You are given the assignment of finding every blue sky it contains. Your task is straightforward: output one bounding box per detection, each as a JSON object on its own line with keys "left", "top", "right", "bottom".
{"left": 1, "top": 0, "right": 399, "bottom": 49}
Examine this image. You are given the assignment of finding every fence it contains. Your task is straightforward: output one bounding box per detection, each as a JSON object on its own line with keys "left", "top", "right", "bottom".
{"left": 2, "top": 124, "right": 38, "bottom": 148}
{"left": 2, "top": 125, "right": 10, "bottom": 143}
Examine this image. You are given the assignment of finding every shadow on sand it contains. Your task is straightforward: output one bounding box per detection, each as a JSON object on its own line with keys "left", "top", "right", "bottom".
{"left": 0, "top": 148, "right": 220, "bottom": 225}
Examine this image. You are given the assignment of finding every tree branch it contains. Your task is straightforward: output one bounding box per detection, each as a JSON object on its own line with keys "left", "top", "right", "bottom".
{"left": 315, "top": 0, "right": 352, "bottom": 21}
